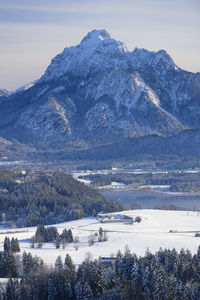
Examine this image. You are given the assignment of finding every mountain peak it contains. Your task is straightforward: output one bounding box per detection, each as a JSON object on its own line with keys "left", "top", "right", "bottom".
{"left": 40, "top": 29, "right": 128, "bottom": 81}
{"left": 77, "top": 29, "right": 114, "bottom": 60}
{"left": 81, "top": 29, "right": 110, "bottom": 44}
{"left": 78, "top": 29, "right": 128, "bottom": 59}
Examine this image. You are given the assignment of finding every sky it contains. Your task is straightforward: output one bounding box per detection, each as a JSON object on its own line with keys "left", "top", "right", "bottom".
{"left": 0, "top": 0, "right": 200, "bottom": 91}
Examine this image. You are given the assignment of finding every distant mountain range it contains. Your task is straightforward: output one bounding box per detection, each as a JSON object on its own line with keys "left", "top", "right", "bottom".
{"left": 0, "top": 29, "right": 200, "bottom": 162}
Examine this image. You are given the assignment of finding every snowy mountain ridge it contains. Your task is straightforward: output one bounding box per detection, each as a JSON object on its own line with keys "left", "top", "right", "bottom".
{"left": 0, "top": 81, "right": 37, "bottom": 97}
{"left": 15, "top": 81, "right": 37, "bottom": 94}
{"left": 40, "top": 29, "right": 177, "bottom": 82}
{"left": 0, "top": 29, "right": 199, "bottom": 150}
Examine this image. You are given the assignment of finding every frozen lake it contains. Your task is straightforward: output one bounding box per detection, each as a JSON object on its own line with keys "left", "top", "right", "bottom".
{"left": 102, "top": 190, "right": 200, "bottom": 210}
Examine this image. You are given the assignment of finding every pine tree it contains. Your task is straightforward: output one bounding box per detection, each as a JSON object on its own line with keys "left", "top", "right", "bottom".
{"left": 22, "top": 251, "right": 33, "bottom": 274}
{"left": 55, "top": 255, "right": 63, "bottom": 272}
{"left": 92, "top": 259, "right": 108, "bottom": 297}
{"left": 4, "top": 251, "right": 17, "bottom": 277}
{"left": 67, "top": 229, "right": 73, "bottom": 243}
{"left": 115, "top": 250, "right": 123, "bottom": 276}
{"left": 152, "top": 267, "right": 164, "bottom": 300}
{"left": 48, "top": 278, "right": 57, "bottom": 300}
{"left": 141, "top": 265, "right": 151, "bottom": 298}
{"left": 4, "top": 236, "right": 11, "bottom": 252}
{"left": 98, "top": 227, "right": 103, "bottom": 242}
{"left": 195, "top": 245, "right": 200, "bottom": 281}
{"left": 64, "top": 254, "right": 75, "bottom": 277}
{"left": 174, "top": 281, "right": 184, "bottom": 300}
{"left": 165, "top": 274, "right": 178, "bottom": 300}
{"left": 11, "top": 238, "right": 20, "bottom": 253}
{"left": 63, "top": 254, "right": 75, "bottom": 298}
{"left": 75, "top": 279, "right": 93, "bottom": 300}
{"left": 131, "top": 261, "right": 139, "bottom": 290}
{"left": 61, "top": 228, "right": 68, "bottom": 239}
{"left": 64, "top": 281, "right": 73, "bottom": 299}
{"left": 4, "top": 278, "right": 20, "bottom": 300}
{"left": 121, "top": 246, "right": 135, "bottom": 282}
{"left": 197, "top": 245, "right": 200, "bottom": 265}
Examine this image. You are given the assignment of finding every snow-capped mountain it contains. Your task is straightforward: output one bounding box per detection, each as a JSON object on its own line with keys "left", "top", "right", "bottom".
{"left": 0, "top": 29, "right": 199, "bottom": 150}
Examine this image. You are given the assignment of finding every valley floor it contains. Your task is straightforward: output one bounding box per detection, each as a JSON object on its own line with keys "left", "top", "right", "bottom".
{"left": 0, "top": 209, "right": 199, "bottom": 266}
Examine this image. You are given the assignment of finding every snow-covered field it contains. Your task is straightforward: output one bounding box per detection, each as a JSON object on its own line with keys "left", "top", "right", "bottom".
{"left": 0, "top": 209, "right": 199, "bottom": 266}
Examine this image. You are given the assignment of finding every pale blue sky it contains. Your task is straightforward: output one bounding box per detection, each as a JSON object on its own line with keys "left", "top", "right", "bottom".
{"left": 0, "top": 0, "right": 199, "bottom": 90}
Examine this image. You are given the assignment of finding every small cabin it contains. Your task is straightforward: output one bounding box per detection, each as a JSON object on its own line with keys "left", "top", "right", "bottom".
{"left": 100, "top": 257, "right": 116, "bottom": 267}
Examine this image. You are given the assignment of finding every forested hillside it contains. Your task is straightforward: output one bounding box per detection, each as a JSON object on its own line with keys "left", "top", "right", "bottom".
{"left": 0, "top": 170, "right": 123, "bottom": 227}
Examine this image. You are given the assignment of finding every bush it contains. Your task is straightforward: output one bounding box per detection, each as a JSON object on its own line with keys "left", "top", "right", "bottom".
{"left": 88, "top": 235, "right": 95, "bottom": 247}
{"left": 135, "top": 216, "right": 142, "bottom": 223}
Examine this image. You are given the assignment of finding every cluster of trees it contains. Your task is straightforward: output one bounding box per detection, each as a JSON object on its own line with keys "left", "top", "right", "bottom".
{"left": 171, "top": 182, "right": 200, "bottom": 192}
{"left": 88, "top": 227, "right": 108, "bottom": 247}
{"left": 0, "top": 237, "right": 20, "bottom": 278}
{"left": 3, "top": 237, "right": 20, "bottom": 253}
{"left": 2, "top": 246, "right": 200, "bottom": 299}
{"left": 0, "top": 170, "right": 125, "bottom": 227}
{"left": 31, "top": 225, "right": 74, "bottom": 249}
{"left": 35, "top": 225, "right": 59, "bottom": 243}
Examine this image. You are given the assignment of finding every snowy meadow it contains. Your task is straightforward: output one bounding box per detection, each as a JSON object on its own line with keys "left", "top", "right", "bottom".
{"left": 0, "top": 209, "right": 199, "bottom": 266}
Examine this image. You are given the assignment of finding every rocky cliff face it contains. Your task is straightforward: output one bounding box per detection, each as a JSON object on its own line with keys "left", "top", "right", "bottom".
{"left": 0, "top": 29, "right": 199, "bottom": 149}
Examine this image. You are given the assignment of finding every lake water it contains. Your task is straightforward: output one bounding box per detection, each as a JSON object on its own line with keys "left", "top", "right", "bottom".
{"left": 102, "top": 190, "right": 200, "bottom": 210}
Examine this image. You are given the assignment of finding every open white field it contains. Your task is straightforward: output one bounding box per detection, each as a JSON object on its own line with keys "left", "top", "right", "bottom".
{"left": 0, "top": 209, "right": 199, "bottom": 266}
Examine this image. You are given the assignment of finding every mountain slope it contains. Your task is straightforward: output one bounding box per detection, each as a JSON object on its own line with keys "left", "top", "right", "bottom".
{"left": 0, "top": 29, "right": 199, "bottom": 150}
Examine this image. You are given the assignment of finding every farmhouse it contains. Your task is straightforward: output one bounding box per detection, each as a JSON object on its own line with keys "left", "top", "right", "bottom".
{"left": 97, "top": 214, "right": 134, "bottom": 224}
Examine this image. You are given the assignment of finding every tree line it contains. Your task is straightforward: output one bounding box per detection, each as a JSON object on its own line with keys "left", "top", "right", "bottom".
{"left": 1, "top": 241, "right": 200, "bottom": 299}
